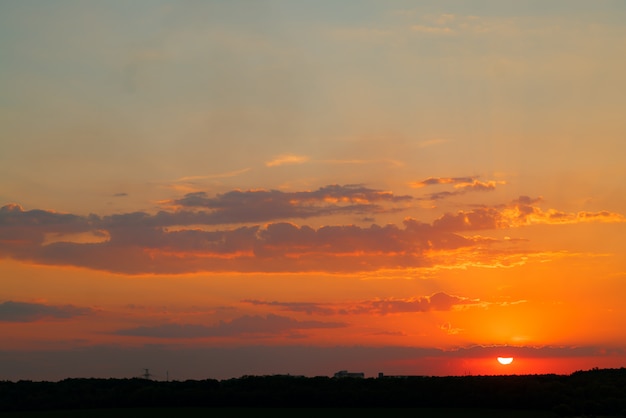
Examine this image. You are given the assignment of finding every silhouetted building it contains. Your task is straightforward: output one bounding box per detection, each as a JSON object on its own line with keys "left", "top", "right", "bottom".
{"left": 334, "top": 370, "right": 365, "bottom": 378}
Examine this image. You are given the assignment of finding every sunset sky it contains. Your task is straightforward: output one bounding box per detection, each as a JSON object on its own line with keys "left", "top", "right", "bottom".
{"left": 1, "top": 0, "right": 626, "bottom": 381}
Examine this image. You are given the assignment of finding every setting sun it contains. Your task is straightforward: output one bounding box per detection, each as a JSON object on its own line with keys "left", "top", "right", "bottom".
{"left": 497, "top": 357, "right": 514, "bottom": 365}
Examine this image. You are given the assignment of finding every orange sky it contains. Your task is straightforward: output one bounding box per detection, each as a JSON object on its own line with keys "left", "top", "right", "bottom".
{"left": 1, "top": 0, "right": 625, "bottom": 380}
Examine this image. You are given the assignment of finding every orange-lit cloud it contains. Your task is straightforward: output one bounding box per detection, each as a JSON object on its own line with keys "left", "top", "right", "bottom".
{"left": 440, "top": 322, "right": 463, "bottom": 335}
{"left": 432, "top": 196, "right": 624, "bottom": 231}
{"left": 454, "top": 180, "right": 502, "bottom": 191}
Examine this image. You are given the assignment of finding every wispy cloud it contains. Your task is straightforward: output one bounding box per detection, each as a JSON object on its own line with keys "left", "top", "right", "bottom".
{"left": 0, "top": 301, "right": 92, "bottom": 322}
{"left": 440, "top": 322, "right": 463, "bottom": 335}
{"left": 265, "top": 154, "right": 309, "bottom": 167}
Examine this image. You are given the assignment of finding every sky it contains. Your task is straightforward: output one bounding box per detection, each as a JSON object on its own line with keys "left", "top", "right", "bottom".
{"left": 1, "top": 0, "right": 626, "bottom": 381}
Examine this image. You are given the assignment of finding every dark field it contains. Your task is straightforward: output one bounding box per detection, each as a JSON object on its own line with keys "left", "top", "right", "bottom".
{"left": 1, "top": 368, "right": 624, "bottom": 417}
{"left": 0, "top": 407, "right": 559, "bottom": 418}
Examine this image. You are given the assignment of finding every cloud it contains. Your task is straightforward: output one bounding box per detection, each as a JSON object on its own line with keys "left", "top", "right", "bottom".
{"left": 6, "top": 213, "right": 464, "bottom": 274}
{"left": 1, "top": 189, "right": 623, "bottom": 274}
{"left": 346, "top": 292, "right": 480, "bottom": 315}
{"left": 0, "top": 301, "right": 92, "bottom": 322}
{"left": 432, "top": 196, "right": 625, "bottom": 231}
{"left": 432, "top": 207, "right": 502, "bottom": 231}
{"left": 244, "top": 292, "right": 480, "bottom": 316}
{"left": 440, "top": 322, "right": 463, "bottom": 335}
{"left": 0, "top": 204, "right": 93, "bottom": 232}
{"left": 113, "top": 193, "right": 128, "bottom": 197}
{"left": 265, "top": 154, "right": 309, "bottom": 167}
{"left": 410, "top": 177, "right": 504, "bottom": 200}
{"left": 497, "top": 197, "right": 625, "bottom": 227}
{"left": 242, "top": 300, "right": 336, "bottom": 316}
{"left": 571, "top": 211, "right": 626, "bottom": 224}
{"left": 455, "top": 180, "right": 501, "bottom": 191}
{"left": 166, "top": 184, "right": 412, "bottom": 224}
{"left": 114, "top": 314, "right": 346, "bottom": 339}
{"left": 410, "top": 177, "right": 475, "bottom": 188}
{"left": 0, "top": 203, "right": 99, "bottom": 249}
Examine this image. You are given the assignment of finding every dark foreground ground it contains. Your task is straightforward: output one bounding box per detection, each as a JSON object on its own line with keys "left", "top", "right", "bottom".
{"left": 0, "top": 407, "right": 560, "bottom": 418}
{"left": 1, "top": 368, "right": 624, "bottom": 417}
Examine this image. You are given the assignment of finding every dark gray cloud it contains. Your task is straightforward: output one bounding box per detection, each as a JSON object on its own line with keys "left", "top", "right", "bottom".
{"left": 0, "top": 301, "right": 92, "bottom": 322}
{"left": 242, "top": 300, "right": 336, "bottom": 316}
{"left": 0, "top": 206, "right": 473, "bottom": 273}
{"left": 0, "top": 184, "right": 411, "bottom": 232}
{"left": 0, "top": 204, "right": 95, "bottom": 236}
{"left": 413, "top": 177, "right": 475, "bottom": 187}
{"left": 244, "top": 292, "right": 477, "bottom": 316}
{"left": 167, "top": 184, "right": 412, "bottom": 225}
{"left": 115, "top": 314, "right": 346, "bottom": 339}
{"left": 175, "top": 184, "right": 411, "bottom": 207}
{"left": 425, "top": 191, "right": 459, "bottom": 200}
{"left": 358, "top": 292, "right": 476, "bottom": 314}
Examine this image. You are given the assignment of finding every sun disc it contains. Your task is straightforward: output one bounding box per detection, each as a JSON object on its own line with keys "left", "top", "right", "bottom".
{"left": 497, "top": 357, "right": 514, "bottom": 365}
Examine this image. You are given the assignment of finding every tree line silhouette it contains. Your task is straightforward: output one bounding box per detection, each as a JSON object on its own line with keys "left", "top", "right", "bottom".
{"left": 0, "top": 368, "right": 624, "bottom": 416}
